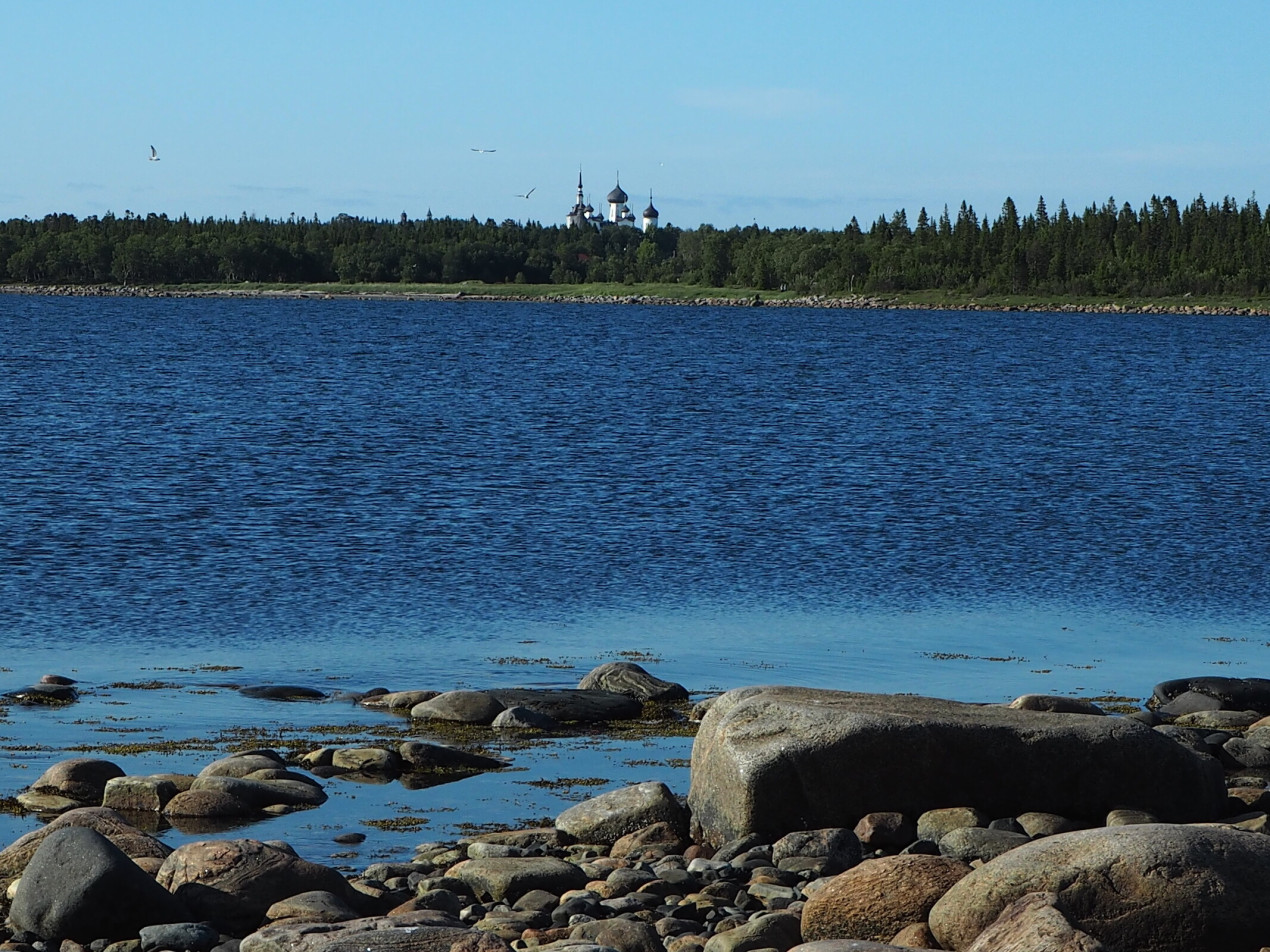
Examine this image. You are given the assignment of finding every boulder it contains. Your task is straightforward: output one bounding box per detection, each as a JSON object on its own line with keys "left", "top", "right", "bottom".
{"left": 239, "top": 685, "right": 327, "bottom": 701}
{"left": 928, "top": 823, "right": 1270, "bottom": 952}
{"left": 264, "top": 889, "right": 363, "bottom": 924}
{"left": 610, "top": 821, "right": 690, "bottom": 859}
{"left": 239, "top": 911, "right": 507, "bottom": 952}
{"left": 361, "top": 689, "right": 440, "bottom": 711}
{"left": 102, "top": 775, "right": 180, "bottom": 812}
{"left": 412, "top": 691, "right": 507, "bottom": 724}
{"left": 962, "top": 892, "right": 1105, "bottom": 952}
{"left": 1152, "top": 676, "right": 1270, "bottom": 713}
{"left": 332, "top": 747, "right": 402, "bottom": 774}
{"left": 491, "top": 706, "right": 559, "bottom": 730}
{"left": 445, "top": 856, "right": 590, "bottom": 903}
{"left": 790, "top": 944, "right": 927, "bottom": 952}
{"left": 771, "top": 829, "right": 862, "bottom": 876}
{"left": 688, "top": 687, "right": 1226, "bottom": 846}
{"left": 571, "top": 917, "right": 664, "bottom": 952}
{"left": 190, "top": 774, "right": 327, "bottom": 809}
{"left": 156, "top": 838, "right": 361, "bottom": 936}
{"left": 139, "top": 922, "right": 222, "bottom": 952}
{"left": 800, "top": 855, "right": 972, "bottom": 944}
{"left": 0, "top": 806, "right": 172, "bottom": 895}
{"left": 555, "top": 781, "right": 688, "bottom": 845}
{"left": 9, "top": 826, "right": 189, "bottom": 941}
{"left": 26, "top": 757, "right": 125, "bottom": 805}
{"left": 702, "top": 912, "right": 803, "bottom": 952}
{"left": 200, "top": 750, "right": 290, "bottom": 778}
{"left": 399, "top": 742, "right": 509, "bottom": 771}
{"left": 577, "top": 662, "right": 689, "bottom": 702}
{"left": 487, "top": 688, "right": 643, "bottom": 723}
{"left": 853, "top": 813, "right": 917, "bottom": 850}
{"left": 164, "top": 787, "right": 260, "bottom": 818}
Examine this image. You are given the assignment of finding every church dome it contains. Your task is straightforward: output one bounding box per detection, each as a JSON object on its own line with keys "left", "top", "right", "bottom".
{"left": 607, "top": 183, "right": 628, "bottom": 204}
{"left": 643, "top": 201, "right": 659, "bottom": 218}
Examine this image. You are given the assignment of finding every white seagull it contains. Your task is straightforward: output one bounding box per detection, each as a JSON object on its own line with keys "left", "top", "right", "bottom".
{"left": 149, "top": 145, "right": 160, "bottom": 161}
{"left": 516, "top": 187, "right": 536, "bottom": 199}
{"left": 470, "top": 147, "right": 496, "bottom": 154}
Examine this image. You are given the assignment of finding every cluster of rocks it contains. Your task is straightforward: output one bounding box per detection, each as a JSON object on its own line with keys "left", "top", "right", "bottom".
{"left": 10, "top": 674, "right": 1270, "bottom": 950}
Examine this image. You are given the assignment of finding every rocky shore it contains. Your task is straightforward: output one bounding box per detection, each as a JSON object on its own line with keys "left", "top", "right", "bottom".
{"left": 6, "top": 667, "right": 1270, "bottom": 951}
{"left": 3, "top": 283, "right": 1269, "bottom": 316}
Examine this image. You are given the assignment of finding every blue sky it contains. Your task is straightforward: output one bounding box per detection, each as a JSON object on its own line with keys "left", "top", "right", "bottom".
{"left": 2, "top": 1, "right": 1267, "bottom": 230}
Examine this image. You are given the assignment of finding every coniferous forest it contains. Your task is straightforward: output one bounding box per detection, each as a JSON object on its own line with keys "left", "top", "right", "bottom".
{"left": 2, "top": 193, "right": 1269, "bottom": 298}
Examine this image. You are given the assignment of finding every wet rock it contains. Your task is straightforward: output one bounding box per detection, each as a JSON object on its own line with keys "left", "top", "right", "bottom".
{"left": 400, "top": 742, "right": 510, "bottom": 771}
{"left": 238, "top": 685, "right": 327, "bottom": 701}
{"left": 3, "top": 682, "right": 79, "bottom": 704}
{"left": 556, "top": 782, "right": 689, "bottom": 846}
{"left": 928, "top": 823, "right": 1270, "bottom": 952}
{"left": 801, "top": 855, "right": 972, "bottom": 944}
{"left": 412, "top": 691, "right": 508, "bottom": 724}
{"left": 578, "top": 662, "right": 689, "bottom": 703}
{"left": 10, "top": 827, "right": 189, "bottom": 941}
{"left": 156, "top": 838, "right": 361, "bottom": 936}
{"left": 689, "top": 687, "right": 1225, "bottom": 847}
{"left": 1152, "top": 676, "right": 1270, "bottom": 713}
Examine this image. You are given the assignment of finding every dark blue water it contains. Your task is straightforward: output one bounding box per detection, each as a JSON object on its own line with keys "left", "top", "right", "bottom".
{"left": 1, "top": 294, "right": 1269, "bottom": 860}
{"left": 3, "top": 296, "right": 1270, "bottom": 692}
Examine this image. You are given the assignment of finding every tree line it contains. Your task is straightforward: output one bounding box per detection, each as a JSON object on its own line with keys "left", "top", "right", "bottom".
{"left": 2, "top": 192, "right": 1268, "bottom": 297}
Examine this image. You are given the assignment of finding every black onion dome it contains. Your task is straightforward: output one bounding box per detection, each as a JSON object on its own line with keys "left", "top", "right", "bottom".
{"left": 607, "top": 183, "right": 628, "bottom": 203}
{"left": 643, "top": 201, "right": 659, "bottom": 218}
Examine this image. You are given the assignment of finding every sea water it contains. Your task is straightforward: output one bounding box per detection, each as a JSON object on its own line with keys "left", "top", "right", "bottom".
{"left": 1, "top": 294, "right": 1268, "bottom": 863}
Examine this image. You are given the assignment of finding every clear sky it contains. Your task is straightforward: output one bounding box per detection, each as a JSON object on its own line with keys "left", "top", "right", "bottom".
{"left": 3, "top": 1, "right": 1267, "bottom": 231}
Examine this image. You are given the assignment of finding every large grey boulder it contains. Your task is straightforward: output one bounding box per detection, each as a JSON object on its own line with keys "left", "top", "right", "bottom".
{"left": 0, "top": 806, "right": 172, "bottom": 895}
{"left": 23, "top": 757, "right": 125, "bottom": 807}
{"left": 703, "top": 911, "right": 803, "bottom": 952}
{"left": 156, "top": 838, "right": 362, "bottom": 936}
{"left": 10, "top": 826, "right": 190, "bottom": 941}
{"left": 688, "top": 687, "right": 1225, "bottom": 846}
{"left": 927, "top": 823, "right": 1270, "bottom": 952}
{"left": 577, "top": 662, "right": 689, "bottom": 702}
{"left": 556, "top": 781, "right": 689, "bottom": 845}
{"left": 240, "top": 911, "right": 508, "bottom": 952}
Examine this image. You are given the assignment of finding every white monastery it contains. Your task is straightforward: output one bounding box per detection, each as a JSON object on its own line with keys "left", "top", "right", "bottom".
{"left": 567, "top": 171, "right": 659, "bottom": 233}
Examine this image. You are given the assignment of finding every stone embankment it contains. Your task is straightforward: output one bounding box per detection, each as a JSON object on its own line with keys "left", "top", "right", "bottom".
{"left": 8, "top": 669, "right": 1270, "bottom": 950}
{"left": 4, "top": 283, "right": 1269, "bottom": 316}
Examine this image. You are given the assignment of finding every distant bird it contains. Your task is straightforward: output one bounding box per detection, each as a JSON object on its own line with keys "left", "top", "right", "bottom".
{"left": 516, "top": 187, "right": 536, "bottom": 199}
{"left": 470, "top": 147, "right": 496, "bottom": 153}
{"left": 149, "top": 145, "right": 160, "bottom": 161}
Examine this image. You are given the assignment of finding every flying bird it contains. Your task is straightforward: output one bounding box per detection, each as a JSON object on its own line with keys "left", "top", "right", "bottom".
{"left": 516, "top": 187, "right": 536, "bottom": 199}
{"left": 149, "top": 145, "right": 160, "bottom": 161}
{"left": 470, "top": 148, "right": 496, "bottom": 154}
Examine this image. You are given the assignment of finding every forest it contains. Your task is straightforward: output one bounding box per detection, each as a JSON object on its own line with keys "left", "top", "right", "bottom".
{"left": 2, "top": 192, "right": 1268, "bottom": 298}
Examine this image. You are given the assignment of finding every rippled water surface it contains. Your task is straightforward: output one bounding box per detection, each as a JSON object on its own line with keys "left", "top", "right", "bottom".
{"left": 1, "top": 294, "right": 1268, "bottom": 860}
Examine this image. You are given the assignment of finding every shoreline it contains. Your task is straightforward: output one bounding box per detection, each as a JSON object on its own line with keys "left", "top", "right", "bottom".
{"left": 4, "top": 282, "right": 1270, "bottom": 316}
